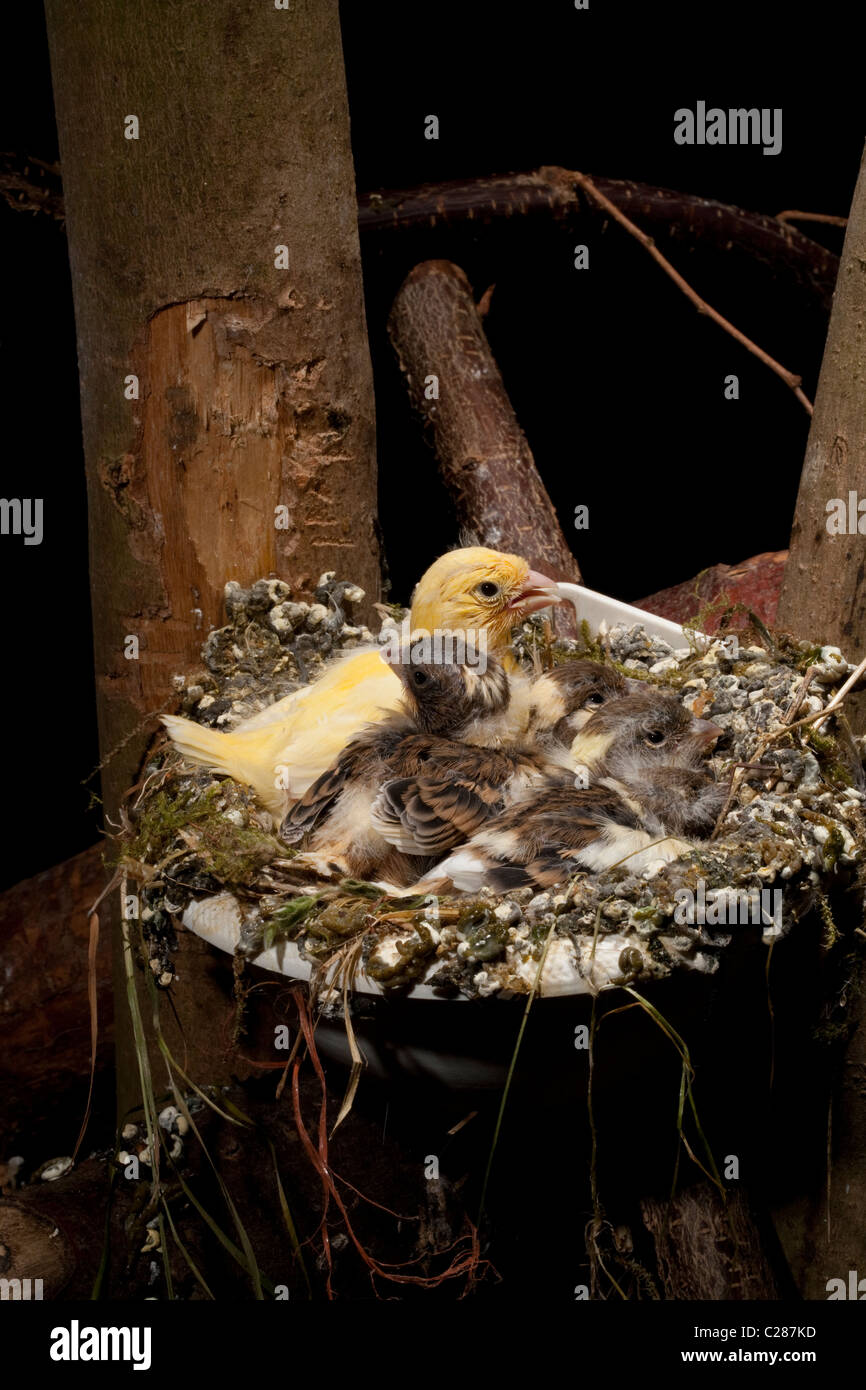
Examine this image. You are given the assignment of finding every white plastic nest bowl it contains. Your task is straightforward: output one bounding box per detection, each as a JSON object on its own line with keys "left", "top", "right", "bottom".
{"left": 181, "top": 583, "right": 709, "bottom": 1002}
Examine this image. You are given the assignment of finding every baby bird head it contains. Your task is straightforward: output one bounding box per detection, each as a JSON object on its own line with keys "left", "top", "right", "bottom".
{"left": 409, "top": 547, "right": 561, "bottom": 655}
{"left": 530, "top": 659, "right": 629, "bottom": 742}
{"left": 390, "top": 651, "right": 511, "bottom": 737}
{"left": 571, "top": 692, "right": 721, "bottom": 779}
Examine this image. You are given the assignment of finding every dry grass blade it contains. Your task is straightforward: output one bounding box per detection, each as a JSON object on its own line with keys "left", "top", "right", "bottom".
{"left": 141, "top": 963, "right": 267, "bottom": 1300}
{"left": 268, "top": 1140, "right": 313, "bottom": 1299}
{"left": 621, "top": 988, "right": 723, "bottom": 1196}
{"left": 161, "top": 1195, "right": 215, "bottom": 1299}
{"left": 329, "top": 942, "right": 367, "bottom": 1137}
{"left": 71, "top": 910, "right": 101, "bottom": 1163}
{"left": 120, "top": 880, "right": 161, "bottom": 1198}
{"left": 477, "top": 920, "right": 557, "bottom": 1226}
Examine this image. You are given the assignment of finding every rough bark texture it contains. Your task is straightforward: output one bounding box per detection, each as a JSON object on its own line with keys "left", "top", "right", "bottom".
{"left": 641, "top": 1184, "right": 782, "bottom": 1299}
{"left": 0, "top": 845, "right": 112, "bottom": 1151}
{"left": 44, "top": 0, "right": 380, "bottom": 1118}
{"left": 636, "top": 551, "right": 788, "bottom": 631}
{"left": 387, "top": 259, "right": 581, "bottom": 627}
{"left": 770, "top": 156, "right": 866, "bottom": 1279}
{"left": 771, "top": 970, "right": 866, "bottom": 1300}
{"left": 44, "top": 0, "right": 380, "bottom": 824}
{"left": 770, "top": 143, "right": 866, "bottom": 1284}
{"left": 361, "top": 171, "right": 839, "bottom": 313}
{"left": 777, "top": 143, "right": 866, "bottom": 695}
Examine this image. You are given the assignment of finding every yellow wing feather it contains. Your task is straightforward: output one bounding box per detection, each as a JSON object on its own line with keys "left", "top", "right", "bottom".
{"left": 161, "top": 548, "right": 548, "bottom": 815}
{"left": 163, "top": 648, "right": 402, "bottom": 815}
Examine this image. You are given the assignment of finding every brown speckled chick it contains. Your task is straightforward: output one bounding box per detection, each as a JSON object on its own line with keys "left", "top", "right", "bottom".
{"left": 279, "top": 654, "right": 560, "bottom": 885}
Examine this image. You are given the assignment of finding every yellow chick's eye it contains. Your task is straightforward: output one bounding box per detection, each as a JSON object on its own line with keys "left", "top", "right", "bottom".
{"left": 583, "top": 692, "right": 604, "bottom": 708}
{"left": 474, "top": 580, "right": 501, "bottom": 600}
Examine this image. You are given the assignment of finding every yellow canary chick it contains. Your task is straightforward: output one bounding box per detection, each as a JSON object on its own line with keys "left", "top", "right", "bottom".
{"left": 162, "top": 547, "right": 560, "bottom": 816}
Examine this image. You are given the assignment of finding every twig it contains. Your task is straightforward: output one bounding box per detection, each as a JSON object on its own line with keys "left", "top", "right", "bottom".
{"left": 777, "top": 210, "right": 848, "bottom": 229}
{"left": 546, "top": 167, "right": 814, "bottom": 416}
{"left": 784, "top": 665, "right": 819, "bottom": 725}
{"left": 783, "top": 652, "right": 866, "bottom": 734}
{"left": 710, "top": 653, "right": 866, "bottom": 839}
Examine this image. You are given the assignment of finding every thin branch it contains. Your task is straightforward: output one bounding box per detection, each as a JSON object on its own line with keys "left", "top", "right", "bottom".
{"left": 777, "top": 210, "right": 848, "bottom": 228}
{"left": 358, "top": 171, "right": 839, "bottom": 312}
{"left": 544, "top": 167, "right": 814, "bottom": 416}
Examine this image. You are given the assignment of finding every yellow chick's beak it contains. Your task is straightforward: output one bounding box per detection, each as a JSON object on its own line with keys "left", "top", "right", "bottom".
{"left": 508, "top": 569, "right": 563, "bottom": 616}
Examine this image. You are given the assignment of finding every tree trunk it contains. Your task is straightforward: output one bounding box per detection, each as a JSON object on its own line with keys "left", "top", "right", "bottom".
{"left": 641, "top": 1184, "right": 783, "bottom": 1299}
{"left": 770, "top": 962, "right": 866, "bottom": 1300}
{"left": 388, "top": 259, "right": 581, "bottom": 630}
{"left": 776, "top": 142, "right": 866, "bottom": 709}
{"left": 44, "top": 0, "right": 380, "bottom": 1117}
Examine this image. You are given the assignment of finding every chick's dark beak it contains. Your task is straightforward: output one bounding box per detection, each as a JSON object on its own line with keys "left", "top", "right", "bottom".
{"left": 508, "top": 568, "right": 563, "bottom": 615}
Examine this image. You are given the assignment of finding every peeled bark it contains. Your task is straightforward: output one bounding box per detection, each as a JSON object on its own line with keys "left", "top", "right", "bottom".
{"left": 44, "top": 0, "right": 380, "bottom": 1117}
{"left": 44, "top": 0, "right": 380, "bottom": 825}
{"left": 777, "top": 142, "right": 866, "bottom": 698}
{"left": 388, "top": 259, "right": 581, "bottom": 626}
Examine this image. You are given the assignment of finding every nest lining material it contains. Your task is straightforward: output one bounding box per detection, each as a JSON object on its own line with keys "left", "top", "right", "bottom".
{"left": 124, "top": 575, "right": 866, "bottom": 1002}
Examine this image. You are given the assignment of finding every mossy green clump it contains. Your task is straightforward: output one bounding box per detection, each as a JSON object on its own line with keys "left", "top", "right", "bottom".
{"left": 683, "top": 593, "right": 747, "bottom": 650}
{"left": 804, "top": 726, "right": 855, "bottom": 788}
{"left": 799, "top": 810, "right": 847, "bottom": 871}
{"left": 578, "top": 618, "right": 605, "bottom": 662}
{"left": 806, "top": 728, "right": 838, "bottom": 757}
{"left": 262, "top": 897, "right": 319, "bottom": 950}
{"left": 125, "top": 778, "right": 288, "bottom": 889}
{"left": 126, "top": 784, "right": 224, "bottom": 864}
{"left": 193, "top": 818, "right": 289, "bottom": 887}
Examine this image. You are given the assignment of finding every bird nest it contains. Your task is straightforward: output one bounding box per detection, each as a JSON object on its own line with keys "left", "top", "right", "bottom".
{"left": 122, "top": 576, "right": 866, "bottom": 1003}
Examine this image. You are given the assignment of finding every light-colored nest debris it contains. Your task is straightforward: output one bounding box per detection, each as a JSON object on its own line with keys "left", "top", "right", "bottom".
{"left": 122, "top": 577, "right": 866, "bottom": 1002}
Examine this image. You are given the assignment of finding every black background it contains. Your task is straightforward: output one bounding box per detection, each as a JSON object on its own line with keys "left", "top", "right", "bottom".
{"left": 0, "top": 0, "right": 862, "bottom": 886}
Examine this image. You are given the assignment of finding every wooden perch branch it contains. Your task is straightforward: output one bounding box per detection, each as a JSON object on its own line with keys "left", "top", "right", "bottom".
{"left": 387, "top": 259, "right": 581, "bottom": 628}
{"left": 359, "top": 169, "right": 839, "bottom": 312}
{"left": 543, "top": 168, "right": 814, "bottom": 415}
